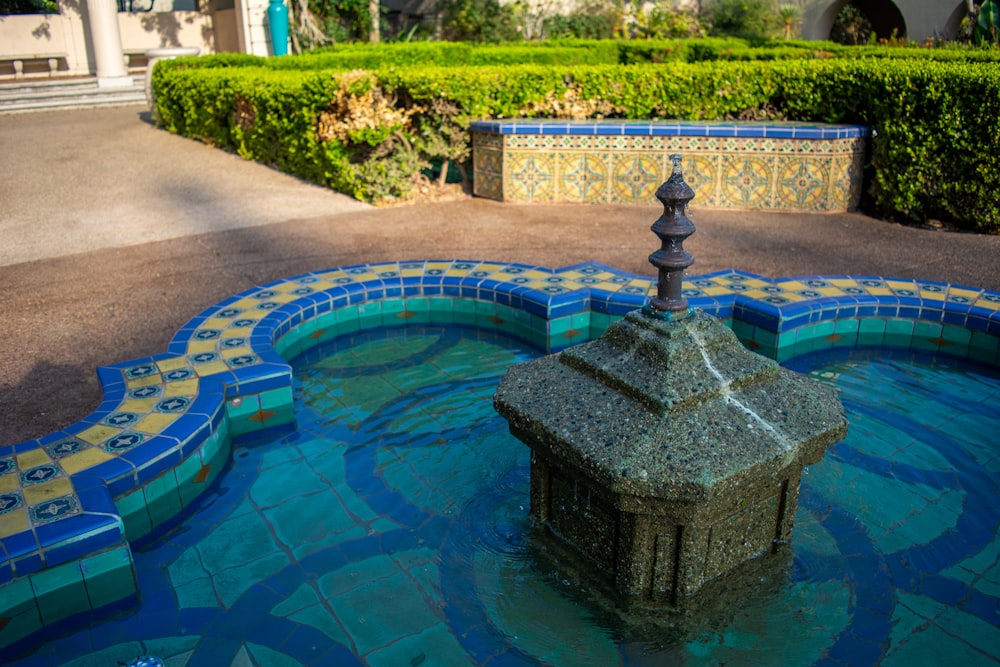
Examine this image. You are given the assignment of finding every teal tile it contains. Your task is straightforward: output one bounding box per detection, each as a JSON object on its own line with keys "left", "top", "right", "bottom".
{"left": 858, "top": 317, "right": 887, "bottom": 334}
{"left": 144, "top": 468, "right": 182, "bottom": 529}
{"left": 381, "top": 298, "right": 406, "bottom": 316}
{"left": 259, "top": 386, "right": 293, "bottom": 411}
{"left": 940, "top": 325, "right": 972, "bottom": 345}
{"left": 884, "top": 318, "right": 915, "bottom": 347}
{"left": 834, "top": 318, "right": 860, "bottom": 334}
{"left": 115, "top": 487, "right": 151, "bottom": 541}
{"left": 857, "top": 331, "right": 885, "bottom": 347}
{"left": 365, "top": 623, "right": 468, "bottom": 666}
{"left": 428, "top": 297, "right": 456, "bottom": 322}
{"left": 0, "top": 579, "right": 43, "bottom": 647}
{"left": 1, "top": 577, "right": 39, "bottom": 616}
{"left": 752, "top": 326, "right": 778, "bottom": 349}
{"left": 31, "top": 561, "right": 90, "bottom": 625}
{"left": 732, "top": 319, "right": 754, "bottom": 343}
{"left": 81, "top": 546, "right": 135, "bottom": 609}
{"left": 913, "top": 321, "right": 943, "bottom": 340}
{"left": 330, "top": 571, "right": 438, "bottom": 655}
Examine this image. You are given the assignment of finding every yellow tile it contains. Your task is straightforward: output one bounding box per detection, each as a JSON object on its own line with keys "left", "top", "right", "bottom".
{"left": 164, "top": 379, "right": 199, "bottom": 397}
{"left": 830, "top": 279, "right": 861, "bottom": 288}
{"left": 134, "top": 413, "right": 179, "bottom": 434}
{"left": 886, "top": 280, "right": 917, "bottom": 290}
{"left": 16, "top": 449, "right": 52, "bottom": 469}
{"left": 229, "top": 298, "right": 261, "bottom": 310}
{"left": 701, "top": 286, "right": 737, "bottom": 296}
{"left": 780, "top": 292, "right": 807, "bottom": 302}
{"left": 0, "top": 474, "right": 19, "bottom": 493}
{"left": 777, "top": 280, "right": 809, "bottom": 291}
{"left": 741, "top": 289, "right": 770, "bottom": 300}
{"left": 119, "top": 398, "right": 158, "bottom": 413}
{"left": 199, "top": 317, "right": 234, "bottom": 329}
{"left": 973, "top": 298, "right": 1000, "bottom": 311}
{"left": 866, "top": 287, "right": 894, "bottom": 296}
{"left": 267, "top": 293, "right": 298, "bottom": 304}
{"left": 741, "top": 279, "right": 771, "bottom": 288}
{"left": 221, "top": 346, "right": 253, "bottom": 359}
{"left": 78, "top": 424, "right": 122, "bottom": 445}
{"left": 0, "top": 509, "right": 29, "bottom": 538}
{"left": 226, "top": 327, "right": 253, "bottom": 337}
{"left": 950, "top": 288, "right": 982, "bottom": 299}
{"left": 127, "top": 375, "right": 162, "bottom": 388}
{"left": 22, "top": 477, "right": 74, "bottom": 505}
{"left": 157, "top": 357, "right": 190, "bottom": 372}
{"left": 60, "top": 448, "right": 114, "bottom": 474}
{"left": 186, "top": 340, "right": 218, "bottom": 355}
{"left": 918, "top": 289, "right": 946, "bottom": 301}
{"left": 424, "top": 263, "right": 453, "bottom": 273}
{"left": 195, "top": 361, "right": 231, "bottom": 377}
{"left": 815, "top": 287, "right": 847, "bottom": 296}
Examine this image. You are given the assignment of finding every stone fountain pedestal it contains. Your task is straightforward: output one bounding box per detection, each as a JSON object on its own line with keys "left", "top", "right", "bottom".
{"left": 493, "top": 155, "right": 848, "bottom": 608}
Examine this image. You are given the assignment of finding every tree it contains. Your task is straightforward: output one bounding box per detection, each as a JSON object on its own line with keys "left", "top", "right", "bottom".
{"left": 705, "top": 0, "right": 782, "bottom": 39}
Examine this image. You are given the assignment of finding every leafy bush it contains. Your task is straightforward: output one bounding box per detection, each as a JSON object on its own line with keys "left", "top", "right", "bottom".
{"left": 153, "top": 51, "right": 1000, "bottom": 231}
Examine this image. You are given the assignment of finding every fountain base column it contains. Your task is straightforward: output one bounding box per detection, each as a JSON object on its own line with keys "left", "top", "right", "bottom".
{"left": 495, "top": 310, "right": 847, "bottom": 608}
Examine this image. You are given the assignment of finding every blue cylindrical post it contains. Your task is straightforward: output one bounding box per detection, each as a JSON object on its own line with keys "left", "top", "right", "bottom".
{"left": 267, "top": 0, "right": 289, "bottom": 56}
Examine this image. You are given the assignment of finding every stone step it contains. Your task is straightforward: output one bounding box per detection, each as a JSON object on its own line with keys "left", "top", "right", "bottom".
{"left": 0, "top": 75, "right": 147, "bottom": 114}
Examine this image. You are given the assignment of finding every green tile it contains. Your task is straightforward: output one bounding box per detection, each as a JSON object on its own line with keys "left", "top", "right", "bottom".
{"left": 428, "top": 297, "right": 456, "bottom": 322}
{"left": 259, "top": 386, "right": 293, "bottom": 411}
{"left": 115, "top": 488, "right": 152, "bottom": 541}
{"left": 858, "top": 318, "right": 887, "bottom": 333}
{"left": 1, "top": 577, "right": 39, "bottom": 616}
{"left": 31, "top": 561, "right": 89, "bottom": 625}
{"left": 913, "top": 321, "right": 943, "bottom": 339}
{"left": 381, "top": 298, "right": 406, "bottom": 316}
{"left": 732, "top": 319, "right": 754, "bottom": 343}
{"left": 226, "top": 394, "right": 261, "bottom": 422}
{"left": 941, "top": 325, "right": 972, "bottom": 344}
{"left": 883, "top": 319, "right": 915, "bottom": 348}
{"left": 144, "top": 469, "right": 182, "bottom": 529}
{"left": 548, "top": 315, "right": 573, "bottom": 336}
{"left": 365, "top": 623, "right": 468, "bottom": 666}
{"left": 81, "top": 546, "right": 136, "bottom": 609}
{"left": 752, "top": 326, "right": 778, "bottom": 349}
{"left": 0, "top": 582, "right": 43, "bottom": 647}
{"left": 857, "top": 331, "right": 885, "bottom": 347}
{"left": 834, "top": 318, "right": 860, "bottom": 334}
{"left": 331, "top": 571, "right": 438, "bottom": 655}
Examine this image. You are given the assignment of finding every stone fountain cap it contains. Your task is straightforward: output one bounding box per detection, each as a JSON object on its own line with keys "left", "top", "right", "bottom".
{"left": 494, "top": 154, "right": 848, "bottom": 506}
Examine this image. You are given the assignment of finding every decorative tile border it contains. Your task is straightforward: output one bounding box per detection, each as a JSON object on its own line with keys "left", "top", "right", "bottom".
{"left": 2, "top": 259, "right": 998, "bottom": 657}
{"left": 471, "top": 120, "right": 869, "bottom": 211}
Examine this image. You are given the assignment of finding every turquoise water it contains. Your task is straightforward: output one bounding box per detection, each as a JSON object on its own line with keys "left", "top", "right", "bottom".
{"left": 12, "top": 326, "right": 1000, "bottom": 666}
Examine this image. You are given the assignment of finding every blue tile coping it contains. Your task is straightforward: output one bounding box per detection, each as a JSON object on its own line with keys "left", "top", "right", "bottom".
{"left": 469, "top": 119, "right": 871, "bottom": 140}
{"left": 1, "top": 259, "right": 998, "bottom": 658}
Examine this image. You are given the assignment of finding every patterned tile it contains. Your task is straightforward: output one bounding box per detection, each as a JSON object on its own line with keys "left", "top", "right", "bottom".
{"left": 3, "top": 250, "right": 998, "bottom": 658}
{"left": 473, "top": 120, "right": 867, "bottom": 211}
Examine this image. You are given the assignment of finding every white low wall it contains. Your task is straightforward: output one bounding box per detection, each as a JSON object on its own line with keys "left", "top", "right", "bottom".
{"left": 0, "top": 7, "right": 215, "bottom": 79}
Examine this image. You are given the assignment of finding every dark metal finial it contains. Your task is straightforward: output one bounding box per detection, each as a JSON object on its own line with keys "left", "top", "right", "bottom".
{"left": 647, "top": 154, "right": 695, "bottom": 316}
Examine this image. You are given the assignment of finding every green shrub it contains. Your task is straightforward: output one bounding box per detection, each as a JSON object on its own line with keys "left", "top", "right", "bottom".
{"left": 153, "top": 53, "right": 1000, "bottom": 231}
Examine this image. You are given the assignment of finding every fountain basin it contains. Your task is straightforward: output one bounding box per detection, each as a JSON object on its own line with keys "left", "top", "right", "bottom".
{"left": 1, "top": 260, "right": 998, "bottom": 658}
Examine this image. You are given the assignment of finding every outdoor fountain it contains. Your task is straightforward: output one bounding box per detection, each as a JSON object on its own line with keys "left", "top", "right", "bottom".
{"left": 494, "top": 155, "right": 849, "bottom": 608}
{"left": 3, "top": 157, "right": 999, "bottom": 666}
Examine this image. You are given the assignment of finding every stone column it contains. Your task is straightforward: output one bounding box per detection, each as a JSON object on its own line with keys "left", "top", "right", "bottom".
{"left": 85, "top": 0, "right": 132, "bottom": 88}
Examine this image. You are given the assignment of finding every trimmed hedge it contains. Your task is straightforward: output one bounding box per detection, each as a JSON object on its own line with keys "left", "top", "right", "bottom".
{"left": 154, "top": 56, "right": 1000, "bottom": 231}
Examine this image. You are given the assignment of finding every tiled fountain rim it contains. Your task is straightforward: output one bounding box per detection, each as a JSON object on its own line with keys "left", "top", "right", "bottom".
{"left": 469, "top": 119, "right": 871, "bottom": 139}
{"left": 2, "top": 258, "right": 999, "bottom": 656}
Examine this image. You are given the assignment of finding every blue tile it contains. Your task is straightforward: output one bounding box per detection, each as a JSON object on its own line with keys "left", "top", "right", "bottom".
{"left": 13, "top": 552, "right": 44, "bottom": 577}
{"left": 3, "top": 530, "right": 40, "bottom": 561}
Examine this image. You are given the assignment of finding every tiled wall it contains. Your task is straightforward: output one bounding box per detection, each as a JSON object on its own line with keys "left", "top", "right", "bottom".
{"left": 2, "top": 259, "right": 998, "bottom": 658}
{"left": 472, "top": 120, "right": 869, "bottom": 211}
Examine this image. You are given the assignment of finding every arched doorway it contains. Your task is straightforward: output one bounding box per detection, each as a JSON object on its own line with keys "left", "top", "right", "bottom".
{"left": 826, "top": 0, "right": 907, "bottom": 42}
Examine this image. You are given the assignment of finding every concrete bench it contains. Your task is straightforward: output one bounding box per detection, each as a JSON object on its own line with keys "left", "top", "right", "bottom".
{"left": 471, "top": 119, "right": 870, "bottom": 212}
{"left": 1, "top": 52, "right": 67, "bottom": 79}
